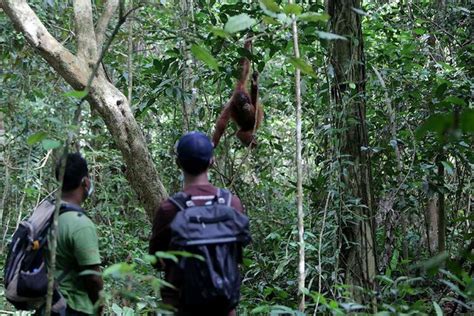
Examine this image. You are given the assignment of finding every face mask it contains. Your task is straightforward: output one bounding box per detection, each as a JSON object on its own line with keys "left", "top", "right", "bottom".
{"left": 83, "top": 177, "right": 94, "bottom": 199}
{"left": 87, "top": 179, "right": 94, "bottom": 197}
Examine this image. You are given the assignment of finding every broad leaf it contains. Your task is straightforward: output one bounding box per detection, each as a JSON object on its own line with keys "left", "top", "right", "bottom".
{"left": 460, "top": 109, "right": 474, "bottom": 132}
{"left": 284, "top": 4, "right": 302, "bottom": 15}
{"left": 441, "top": 161, "right": 454, "bottom": 175}
{"left": 190, "top": 44, "right": 219, "bottom": 70}
{"left": 103, "top": 263, "right": 134, "bottom": 277}
{"left": 27, "top": 131, "right": 48, "bottom": 145}
{"left": 208, "top": 26, "right": 229, "bottom": 38}
{"left": 64, "top": 90, "right": 88, "bottom": 99}
{"left": 259, "top": 0, "right": 281, "bottom": 13}
{"left": 299, "top": 12, "right": 330, "bottom": 22}
{"left": 41, "top": 139, "right": 61, "bottom": 150}
{"left": 432, "top": 302, "right": 443, "bottom": 316}
{"left": 288, "top": 57, "right": 316, "bottom": 77}
{"left": 443, "top": 96, "right": 466, "bottom": 106}
{"left": 224, "top": 14, "right": 257, "bottom": 33}
{"left": 415, "top": 113, "right": 453, "bottom": 139}
{"left": 154, "top": 251, "right": 179, "bottom": 263}
{"left": 262, "top": 16, "right": 280, "bottom": 25}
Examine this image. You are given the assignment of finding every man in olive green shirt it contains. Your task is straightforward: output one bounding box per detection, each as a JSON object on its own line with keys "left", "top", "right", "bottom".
{"left": 51, "top": 153, "right": 103, "bottom": 315}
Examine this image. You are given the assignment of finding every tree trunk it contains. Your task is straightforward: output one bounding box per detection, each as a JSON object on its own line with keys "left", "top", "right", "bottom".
{"left": 178, "top": 0, "right": 197, "bottom": 131}
{"left": 425, "top": 194, "right": 440, "bottom": 254}
{"left": 1, "top": 0, "right": 167, "bottom": 219}
{"left": 87, "top": 79, "right": 167, "bottom": 218}
{"left": 328, "top": 0, "right": 377, "bottom": 302}
{"left": 0, "top": 111, "right": 4, "bottom": 160}
{"left": 437, "top": 157, "right": 446, "bottom": 253}
{"left": 289, "top": 0, "right": 306, "bottom": 310}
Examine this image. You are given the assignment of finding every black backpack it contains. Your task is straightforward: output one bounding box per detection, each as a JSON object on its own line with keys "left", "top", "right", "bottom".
{"left": 169, "top": 188, "right": 251, "bottom": 311}
{"left": 4, "top": 198, "right": 83, "bottom": 311}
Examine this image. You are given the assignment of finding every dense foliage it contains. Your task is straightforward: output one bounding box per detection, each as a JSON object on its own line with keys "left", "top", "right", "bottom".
{"left": 1, "top": 0, "right": 472, "bottom": 315}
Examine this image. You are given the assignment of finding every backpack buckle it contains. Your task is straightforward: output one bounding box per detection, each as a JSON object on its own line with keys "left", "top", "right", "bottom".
{"left": 218, "top": 197, "right": 226, "bottom": 204}
{"left": 186, "top": 200, "right": 195, "bottom": 207}
{"left": 32, "top": 240, "right": 40, "bottom": 251}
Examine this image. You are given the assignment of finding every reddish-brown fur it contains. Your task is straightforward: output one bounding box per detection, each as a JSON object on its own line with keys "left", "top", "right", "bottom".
{"left": 212, "top": 37, "right": 264, "bottom": 148}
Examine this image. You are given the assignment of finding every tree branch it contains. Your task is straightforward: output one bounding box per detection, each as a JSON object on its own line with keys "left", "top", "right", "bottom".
{"left": 95, "top": 0, "right": 119, "bottom": 50}
{"left": 73, "top": 0, "right": 98, "bottom": 61}
{"left": 2, "top": 0, "right": 88, "bottom": 90}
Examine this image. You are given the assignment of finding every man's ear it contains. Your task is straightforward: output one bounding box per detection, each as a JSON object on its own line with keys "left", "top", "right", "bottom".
{"left": 175, "top": 158, "right": 182, "bottom": 169}
{"left": 209, "top": 157, "right": 215, "bottom": 168}
{"left": 82, "top": 177, "right": 91, "bottom": 190}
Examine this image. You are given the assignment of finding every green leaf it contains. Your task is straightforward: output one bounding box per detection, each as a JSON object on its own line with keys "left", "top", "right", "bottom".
{"left": 190, "top": 44, "right": 219, "bottom": 70}
{"left": 242, "top": 258, "right": 253, "bottom": 267}
{"left": 103, "top": 263, "right": 134, "bottom": 277}
{"left": 414, "top": 28, "right": 426, "bottom": 35}
{"left": 144, "top": 254, "right": 157, "bottom": 265}
{"left": 460, "top": 109, "right": 474, "bottom": 133}
{"left": 168, "top": 250, "right": 204, "bottom": 261}
{"left": 434, "top": 81, "right": 449, "bottom": 98}
{"left": 64, "top": 90, "right": 88, "bottom": 99}
{"left": 415, "top": 113, "right": 453, "bottom": 139}
{"left": 78, "top": 269, "right": 102, "bottom": 277}
{"left": 441, "top": 161, "right": 454, "bottom": 175}
{"left": 432, "top": 301, "right": 443, "bottom": 316}
{"left": 251, "top": 305, "right": 271, "bottom": 313}
{"left": 259, "top": 0, "right": 281, "bottom": 13}
{"left": 154, "top": 251, "right": 179, "bottom": 263}
{"left": 208, "top": 26, "right": 229, "bottom": 38}
{"left": 262, "top": 16, "right": 279, "bottom": 25}
{"left": 112, "top": 304, "right": 122, "bottom": 315}
{"left": 413, "top": 252, "right": 448, "bottom": 270}
{"left": 27, "top": 131, "right": 48, "bottom": 145}
{"left": 316, "top": 31, "right": 347, "bottom": 41}
{"left": 224, "top": 13, "right": 257, "bottom": 33}
{"left": 41, "top": 139, "right": 61, "bottom": 150}
{"left": 273, "top": 259, "right": 288, "bottom": 280}
{"left": 299, "top": 12, "right": 330, "bottom": 22}
{"left": 284, "top": 4, "right": 302, "bottom": 15}
{"left": 443, "top": 96, "right": 466, "bottom": 106}
{"left": 288, "top": 57, "right": 316, "bottom": 77}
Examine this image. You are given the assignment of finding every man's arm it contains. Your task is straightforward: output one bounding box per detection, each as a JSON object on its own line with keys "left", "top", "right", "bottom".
{"left": 72, "top": 220, "right": 103, "bottom": 312}
{"left": 79, "top": 265, "right": 103, "bottom": 312}
{"left": 149, "top": 201, "right": 176, "bottom": 270}
{"left": 230, "top": 194, "right": 245, "bottom": 214}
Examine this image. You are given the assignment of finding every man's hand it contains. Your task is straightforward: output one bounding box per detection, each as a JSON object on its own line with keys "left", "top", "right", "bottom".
{"left": 80, "top": 265, "right": 104, "bottom": 314}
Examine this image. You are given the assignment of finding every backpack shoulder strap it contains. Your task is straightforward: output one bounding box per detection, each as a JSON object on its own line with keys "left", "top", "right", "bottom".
{"left": 169, "top": 192, "right": 191, "bottom": 212}
{"left": 59, "top": 203, "right": 84, "bottom": 216}
{"left": 217, "top": 188, "right": 232, "bottom": 207}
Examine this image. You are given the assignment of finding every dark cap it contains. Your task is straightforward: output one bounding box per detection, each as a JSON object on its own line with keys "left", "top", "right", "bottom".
{"left": 175, "top": 131, "right": 213, "bottom": 163}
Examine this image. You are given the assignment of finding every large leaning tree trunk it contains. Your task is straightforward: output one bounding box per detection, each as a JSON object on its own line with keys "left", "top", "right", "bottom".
{"left": 327, "top": 0, "right": 377, "bottom": 302}
{"left": 0, "top": 0, "right": 167, "bottom": 219}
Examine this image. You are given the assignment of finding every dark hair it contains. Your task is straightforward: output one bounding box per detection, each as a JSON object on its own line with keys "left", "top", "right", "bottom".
{"left": 178, "top": 157, "right": 210, "bottom": 176}
{"left": 55, "top": 153, "right": 88, "bottom": 192}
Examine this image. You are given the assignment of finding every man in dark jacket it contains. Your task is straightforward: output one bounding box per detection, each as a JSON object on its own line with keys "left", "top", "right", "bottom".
{"left": 149, "top": 132, "right": 243, "bottom": 316}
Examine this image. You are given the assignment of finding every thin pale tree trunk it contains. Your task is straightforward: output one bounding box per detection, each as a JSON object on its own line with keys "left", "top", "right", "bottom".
{"left": 178, "top": 0, "right": 196, "bottom": 131}
{"left": 289, "top": 0, "right": 306, "bottom": 311}
{"left": 0, "top": 112, "right": 6, "bottom": 230}
{"left": 372, "top": 66, "right": 408, "bottom": 261}
{"left": 127, "top": 0, "right": 133, "bottom": 102}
